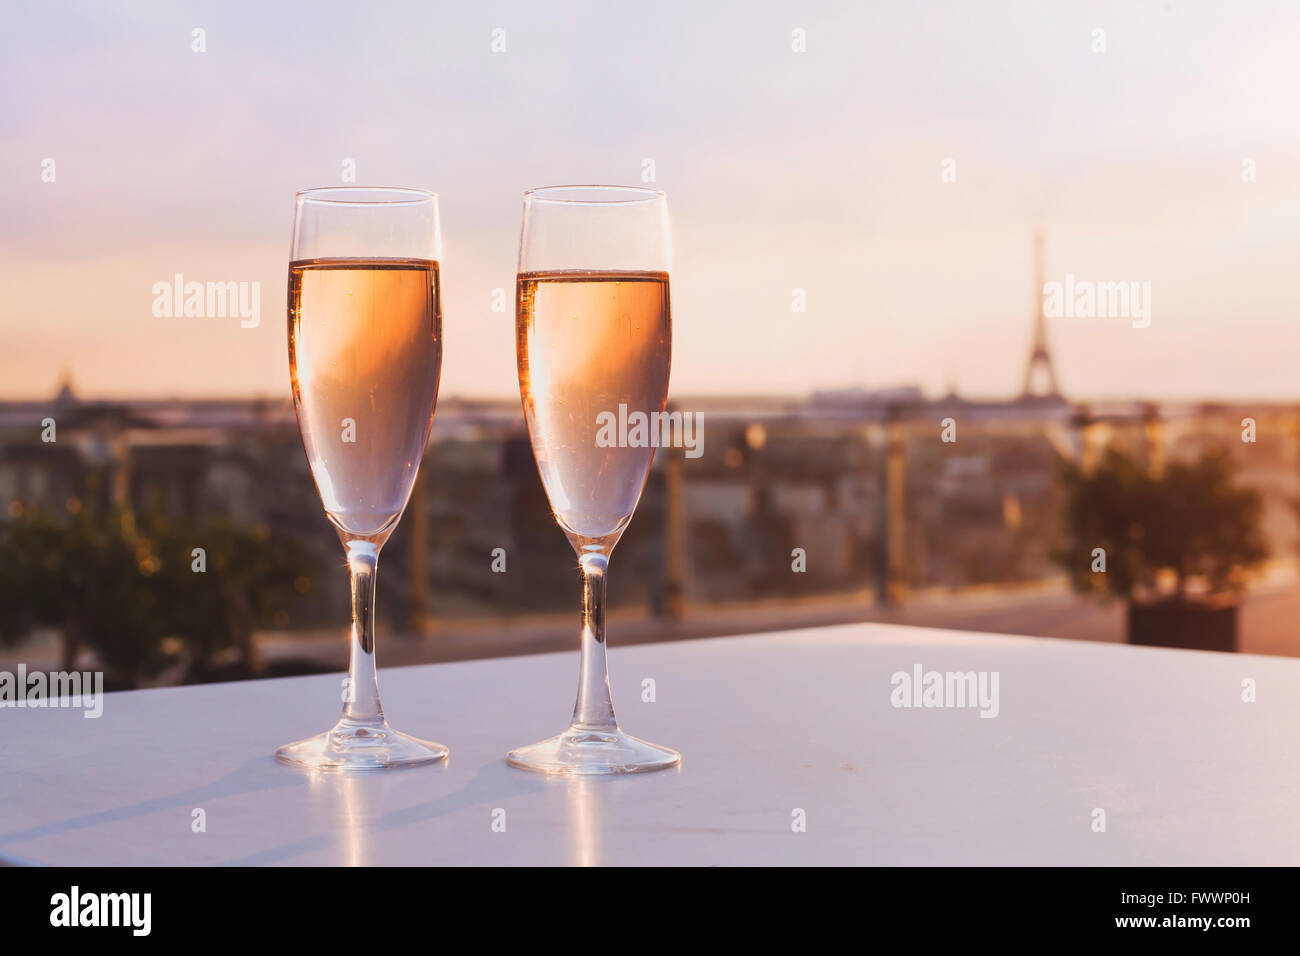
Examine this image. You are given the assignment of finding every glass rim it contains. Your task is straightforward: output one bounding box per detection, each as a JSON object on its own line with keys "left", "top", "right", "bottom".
{"left": 295, "top": 186, "right": 438, "bottom": 206}
{"left": 523, "top": 184, "right": 666, "bottom": 206}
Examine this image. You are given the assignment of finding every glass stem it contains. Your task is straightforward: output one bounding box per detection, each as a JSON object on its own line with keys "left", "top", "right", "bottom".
{"left": 343, "top": 539, "right": 384, "bottom": 724}
{"left": 571, "top": 552, "right": 617, "bottom": 733}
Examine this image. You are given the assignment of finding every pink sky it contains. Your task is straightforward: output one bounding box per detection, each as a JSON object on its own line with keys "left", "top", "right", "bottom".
{"left": 2, "top": 0, "right": 1299, "bottom": 402}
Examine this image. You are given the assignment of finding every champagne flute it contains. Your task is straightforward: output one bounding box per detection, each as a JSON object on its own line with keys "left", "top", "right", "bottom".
{"left": 276, "top": 186, "right": 448, "bottom": 771}
{"left": 508, "top": 185, "right": 681, "bottom": 775}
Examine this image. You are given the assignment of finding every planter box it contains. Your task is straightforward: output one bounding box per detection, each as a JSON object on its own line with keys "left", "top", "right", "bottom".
{"left": 1127, "top": 599, "right": 1237, "bottom": 653}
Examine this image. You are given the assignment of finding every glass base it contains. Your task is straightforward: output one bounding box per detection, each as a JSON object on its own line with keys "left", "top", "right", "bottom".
{"left": 507, "top": 726, "right": 680, "bottom": 776}
{"left": 276, "top": 717, "right": 448, "bottom": 772}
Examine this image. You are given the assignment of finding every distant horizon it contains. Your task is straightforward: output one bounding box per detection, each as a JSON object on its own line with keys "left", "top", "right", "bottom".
{"left": 5, "top": 378, "right": 1300, "bottom": 409}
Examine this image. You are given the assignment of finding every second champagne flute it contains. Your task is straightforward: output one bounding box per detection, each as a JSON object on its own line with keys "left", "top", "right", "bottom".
{"left": 508, "top": 185, "right": 681, "bottom": 775}
{"left": 276, "top": 186, "right": 448, "bottom": 772}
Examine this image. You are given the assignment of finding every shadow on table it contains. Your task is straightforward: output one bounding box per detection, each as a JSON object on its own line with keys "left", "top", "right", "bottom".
{"left": 222, "top": 759, "right": 550, "bottom": 865}
{"left": 0, "top": 756, "right": 305, "bottom": 857}
{"left": 0, "top": 755, "right": 546, "bottom": 865}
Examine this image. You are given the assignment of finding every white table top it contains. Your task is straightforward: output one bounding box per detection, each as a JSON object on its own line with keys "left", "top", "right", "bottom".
{"left": 1, "top": 623, "right": 1296, "bottom": 866}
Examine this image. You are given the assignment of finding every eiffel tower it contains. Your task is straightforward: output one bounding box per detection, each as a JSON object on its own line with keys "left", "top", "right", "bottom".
{"left": 1021, "top": 230, "right": 1061, "bottom": 398}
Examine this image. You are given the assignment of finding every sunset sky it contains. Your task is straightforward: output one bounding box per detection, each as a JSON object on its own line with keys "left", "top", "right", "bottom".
{"left": 2, "top": 0, "right": 1299, "bottom": 401}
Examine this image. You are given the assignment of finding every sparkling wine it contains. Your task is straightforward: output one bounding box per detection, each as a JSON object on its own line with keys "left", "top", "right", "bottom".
{"left": 516, "top": 269, "right": 671, "bottom": 542}
{"left": 289, "top": 257, "right": 441, "bottom": 537}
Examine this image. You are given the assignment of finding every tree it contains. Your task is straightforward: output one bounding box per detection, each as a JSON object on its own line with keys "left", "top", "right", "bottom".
{"left": 146, "top": 515, "right": 318, "bottom": 681}
{"left": 0, "top": 503, "right": 175, "bottom": 686}
{"left": 0, "top": 502, "right": 319, "bottom": 688}
{"left": 1057, "top": 447, "right": 1267, "bottom": 604}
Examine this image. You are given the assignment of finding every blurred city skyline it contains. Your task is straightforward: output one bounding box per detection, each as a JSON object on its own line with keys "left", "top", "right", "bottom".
{"left": 3, "top": 0, "right": 1300, "bottom": 402}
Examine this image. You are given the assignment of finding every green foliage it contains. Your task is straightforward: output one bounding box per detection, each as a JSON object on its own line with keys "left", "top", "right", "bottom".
{"left": 0, "top": 505, "right": 173, "bottom": 684}
{"left": 0, "top": 501, "right": 319, "bottom": 688}
{"left": 1057, "top": 447, "right": 1268, "bottom": 602}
